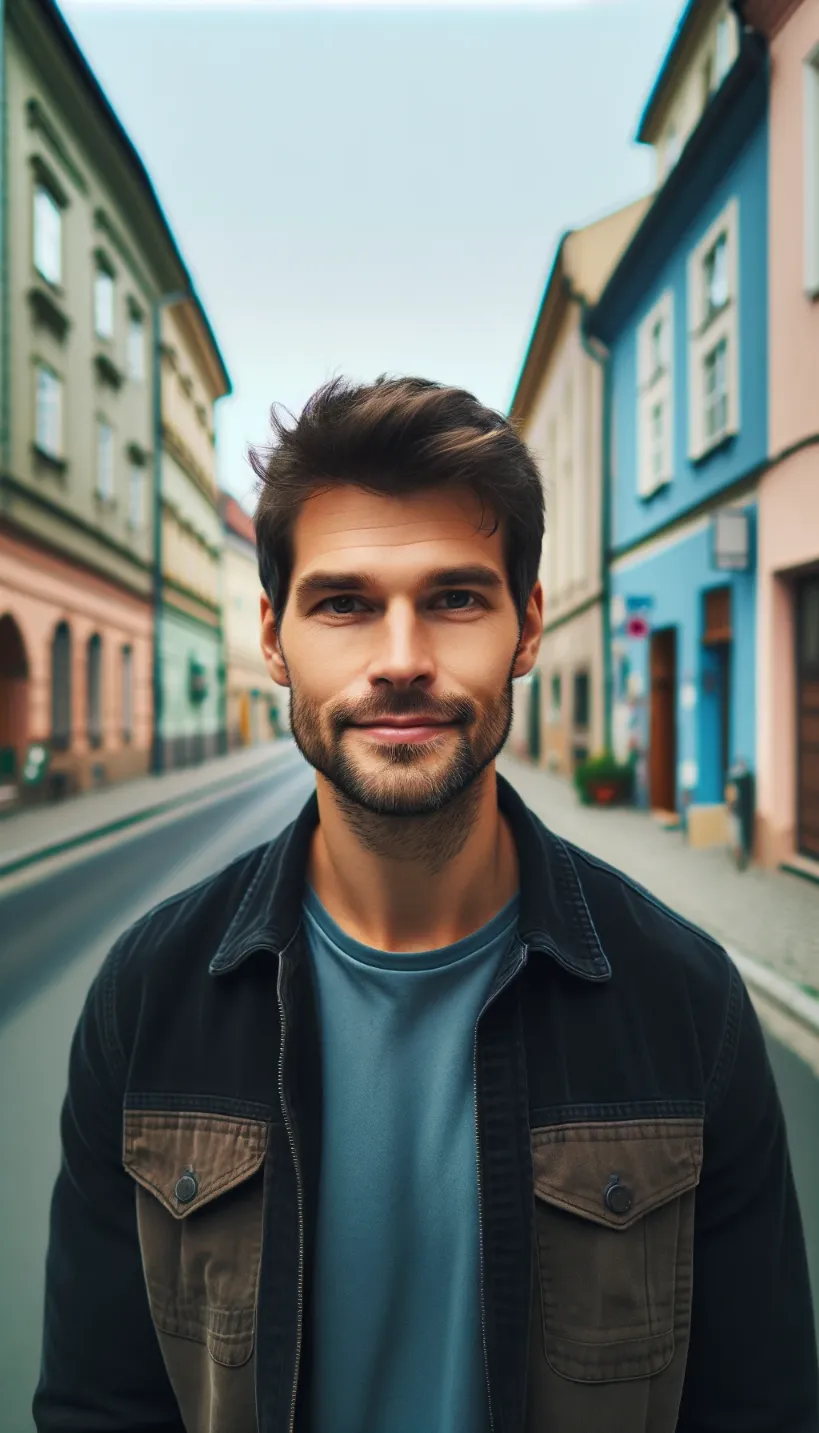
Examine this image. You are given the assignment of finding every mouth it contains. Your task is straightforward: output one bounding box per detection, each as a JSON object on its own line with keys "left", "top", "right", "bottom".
{"left": 349, "top": 719, "right": 458, "bottom": 745}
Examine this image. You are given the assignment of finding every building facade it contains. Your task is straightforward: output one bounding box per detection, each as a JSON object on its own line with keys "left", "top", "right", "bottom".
{"left": 743, "top": 0, "right": 819, "bottom": 869}
{"left": 219, "top": 490, "right": 287, "bottom": 749}
{"left": 155, "top": 302, "right": 231, "bottom": 771}
{"left": 589, "top": 1, "right": 768, "bottom": 840}
{"left": 508, "top": 199, "right": 650, "bottom": 773}
{"left": 0, "top": 0, "right": 226, "bottom": 804}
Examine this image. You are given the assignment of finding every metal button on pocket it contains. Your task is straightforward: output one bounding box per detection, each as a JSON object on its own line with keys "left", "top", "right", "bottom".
{"left": 174, "top": 1168, "right": 199, "bottom": 1205}
{"left": 604, "top": 1175, "right": 633, "bottom": 1216}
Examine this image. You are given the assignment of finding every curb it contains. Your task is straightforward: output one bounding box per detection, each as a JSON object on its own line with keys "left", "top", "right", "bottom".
{"left": 0, "top": 742, "right": 299, "bottom": 883}
{"left": 728, "top": 947, "right": 819, "bottom": 1038}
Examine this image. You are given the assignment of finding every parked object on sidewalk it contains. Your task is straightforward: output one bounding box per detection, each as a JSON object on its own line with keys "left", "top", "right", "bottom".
{"left": 725, "top": 760, "right": 755, "bottom": 871}
{"left": 574, "top": 751, "right": 634, "bottom": 806}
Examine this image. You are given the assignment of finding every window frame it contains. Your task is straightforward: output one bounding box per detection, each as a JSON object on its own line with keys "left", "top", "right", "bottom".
{"left": 34, "top": 361, "right": 64, "bottom": 460}
{"left": 127, "top": 309, "right": 145, "bottom": 380}
{"left": 636, "top": 288, "right": 674, "bottom": 498}
{"left": 128, "top": 460, "right": 143, "bottom": 529}
{"left": 96, "top": 418, "right": 114, "bottom": 501}
{"left": 687, "top": 197, "right": 740, "bottom": 460}
{"left": 94, "top": 259, "right": 115, "bottom": 341}
{"left": 33, "top": 182, "right": 63, "bottom": 287}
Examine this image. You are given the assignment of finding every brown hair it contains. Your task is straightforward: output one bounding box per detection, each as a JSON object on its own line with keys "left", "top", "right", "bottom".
{"left": 250, "top": 375, "right": 545, "bottom": 627}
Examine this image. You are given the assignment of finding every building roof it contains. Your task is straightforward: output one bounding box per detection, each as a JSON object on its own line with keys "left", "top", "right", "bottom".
{"left": 27, "top": 0, "right": 231, "bottom": 396}
{"left": 220, "top": 491, "right": 257, "bottom": 547}
{"left": 590, "top": 28, "right": 767, "bottom": 344}
{"left": 636, "top": 0, "right": 720, "bottom": 144}
{"left": 508, "top": 195, "right": 651, "bottom": 430}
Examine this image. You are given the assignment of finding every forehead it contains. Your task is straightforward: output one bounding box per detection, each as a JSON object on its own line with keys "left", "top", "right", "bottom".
{"left": 290, "top": 485, "right": 505, "bottom": 574}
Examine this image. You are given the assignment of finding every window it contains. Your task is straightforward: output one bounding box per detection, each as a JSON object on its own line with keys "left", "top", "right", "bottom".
{"left": 573, "top": 670, "right": 590, "bottom": 731}
{"left": 637, "top": 290, "right": 674, "bottom": 496}
{"left": 704, "top": 338, "right": 729, "bottom": 443}
{"left": 87, "top": 634, "right": 103, "bottom": 748}
{"left": 51, "top": 621, "right": 72, "bottom": 750}
{"left": 34, "top": 185, "right": 62, "bottom": 286}
{"left": 650, "top": 316, "right": 666, "bottom": 379}
{"left": 127, "top": 311, "right": 145, "bottom": 380}
{"left": 97, "top": 420, "right": 114, "bottom": 499}
{"left": 687, "top": 198, "right": 739, "bottom": 459}
{"left": 121, "top": 645, "right": 133, "bottom": 743}
{"left": 129, "top": 462, "right": 143, "bottom": 528}
{"left": 714, "top": 14, "right": 732, "bottom": 86}
{"left": 666, "top": 126, "right": 681, "bottom": 171}
{"left": 94, "top": 263, "right": 115, "bottom": 340}
{"left": 550, "top": 672, "right": 562, "bottom": 725}
{"left": 704, "top": 233, "right": 729, "bottom": 319}
{"left": 702, "top": 51, "right": 715, "bottom": 104}
{"left": 650, "top": 401, "right": 665, "bottom": 482}
{"left": 35, "top": 364, "right": 63, "bottom": 459}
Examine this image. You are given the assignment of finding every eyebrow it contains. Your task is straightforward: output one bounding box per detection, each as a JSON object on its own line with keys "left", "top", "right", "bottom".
{"left": 295, "top": 564, "right": 505, "bottom": 606}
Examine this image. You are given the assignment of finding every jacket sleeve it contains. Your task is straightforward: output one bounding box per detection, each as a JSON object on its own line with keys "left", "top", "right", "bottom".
{"left": 677, "top": 957, "right": 819, "bottom": 1431}
{"left": 33, "top": 938, "right": 184, "bottom": 1432}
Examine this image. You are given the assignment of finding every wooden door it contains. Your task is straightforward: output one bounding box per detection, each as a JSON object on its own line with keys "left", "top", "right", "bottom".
{"left": 797, "top": 578, "right": 819, "bottom": 859}
{"left": 649, "top": 627, "right": 677, "bottom": 812}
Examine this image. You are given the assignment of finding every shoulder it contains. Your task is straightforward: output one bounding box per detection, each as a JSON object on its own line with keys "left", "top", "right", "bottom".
{"left": 97, "top": 839, "right": 272, "bottom": 1042}
{"left": 563, "top": 837, "right": 741, "bottom": 1095}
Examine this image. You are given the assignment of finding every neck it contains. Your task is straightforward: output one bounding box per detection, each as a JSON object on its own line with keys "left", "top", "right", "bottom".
{"left": 306, "top": 765, "right": 519, "bottom": 952}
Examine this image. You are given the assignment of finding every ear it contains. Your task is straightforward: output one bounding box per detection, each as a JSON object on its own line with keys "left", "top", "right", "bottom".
{"left": 260, "top": 593, "right": 290, "bottom": 687}
{"left": 512, "top": 581, "right": 544, "bottom": 681}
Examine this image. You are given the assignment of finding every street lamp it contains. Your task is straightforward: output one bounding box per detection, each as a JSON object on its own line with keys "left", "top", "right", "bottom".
{"left": 151, "top": 288, "right": 190, "bottom": 776}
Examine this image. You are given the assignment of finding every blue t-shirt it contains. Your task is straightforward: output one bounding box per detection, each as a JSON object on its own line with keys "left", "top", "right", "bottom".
{"left": 301, "top": 886, "right": 520, "bottom": 1433}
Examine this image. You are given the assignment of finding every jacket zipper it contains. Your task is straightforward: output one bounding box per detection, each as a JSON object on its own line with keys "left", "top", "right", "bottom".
{"left": 276, "top": 943, "right": 305, "bottom": 1433}
{"left": 473, "top": 939, "right": 528, "bottom": 1433}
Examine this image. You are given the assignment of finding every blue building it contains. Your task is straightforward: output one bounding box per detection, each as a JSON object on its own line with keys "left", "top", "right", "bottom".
{"left": 588, "top": 1, "right": 767, "bottom": 825}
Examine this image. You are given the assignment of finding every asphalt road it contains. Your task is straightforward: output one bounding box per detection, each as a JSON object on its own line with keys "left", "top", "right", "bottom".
{"left": 0, "top": 758, "right": 816, "bottom": 1431}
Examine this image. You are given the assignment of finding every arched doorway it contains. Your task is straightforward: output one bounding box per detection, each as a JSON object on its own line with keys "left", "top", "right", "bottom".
{"left": 51, "top": 621, "right": 72, "bottom": 750}
{"left": 0, "top": 614, "right": 30, "bottom": 784}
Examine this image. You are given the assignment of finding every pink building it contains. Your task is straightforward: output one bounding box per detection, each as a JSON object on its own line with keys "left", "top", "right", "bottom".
{"left": 745, "top": 0, "right": 819, "bottom": 871}
{"left": 0, "top": 529, "right": 153, "bottom": 803}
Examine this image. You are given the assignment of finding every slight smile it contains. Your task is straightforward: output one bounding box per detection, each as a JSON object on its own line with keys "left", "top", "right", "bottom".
{"left": 350, "top": 720, "right": 458, "bottom": 745}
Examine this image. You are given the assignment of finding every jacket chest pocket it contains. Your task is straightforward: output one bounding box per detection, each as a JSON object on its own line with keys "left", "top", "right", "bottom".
{"left": 532, "top": 1118, "right": 703, "bottom": 1384}
{"left": 124, "top": 1110, "right": 269, "bottom": 1372}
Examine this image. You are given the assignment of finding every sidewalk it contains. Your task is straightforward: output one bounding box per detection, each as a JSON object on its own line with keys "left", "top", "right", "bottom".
{"left": 499, "top": 755, "right": 819, "bottom": 1017}
{"left": 0, "top": 739, "right": 298, "bottom": 879}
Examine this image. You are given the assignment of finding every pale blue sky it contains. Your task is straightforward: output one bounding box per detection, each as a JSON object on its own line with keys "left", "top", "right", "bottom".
{"left": 63, "top": 0, "right": 683, "bottom": 509}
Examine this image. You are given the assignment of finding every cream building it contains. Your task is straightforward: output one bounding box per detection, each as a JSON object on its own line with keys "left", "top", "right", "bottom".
{"left": 219, "top": 491, "right": 287, "bottom": 748}
{"left": 155, "top": 301, "right": 231, "bottom": 771}
{"left": 0, "top": 0, "right": 214, "bottom": 799}
{"left": 508, "top": 198, "right": 650, "bottom": 773}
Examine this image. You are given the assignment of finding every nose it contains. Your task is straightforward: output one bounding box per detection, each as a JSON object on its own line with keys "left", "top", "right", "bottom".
{"left": 364, "top": 598, "right": 436, "bottom": 688}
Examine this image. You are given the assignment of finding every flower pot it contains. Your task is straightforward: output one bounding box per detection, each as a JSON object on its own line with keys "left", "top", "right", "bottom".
{"left": 588, "top": 781, "right": 623, "bottom": 806}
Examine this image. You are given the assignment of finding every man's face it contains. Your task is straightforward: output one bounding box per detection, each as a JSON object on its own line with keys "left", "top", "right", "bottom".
{"left": 260, "top": 485, "right": 542, "bottom": 817}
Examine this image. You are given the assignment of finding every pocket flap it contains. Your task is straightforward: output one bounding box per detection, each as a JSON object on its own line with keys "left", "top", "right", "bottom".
{"left": 532, "top": 1118, "right": 703, "bottom": 1231}
{"left": 124, "top": 1110, "right": 269, "bottom": 1220}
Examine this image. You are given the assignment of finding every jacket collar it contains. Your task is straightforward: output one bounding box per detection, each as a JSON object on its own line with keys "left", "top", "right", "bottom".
{"left": 209, "top": 771, "right": 611, "bottom": 984}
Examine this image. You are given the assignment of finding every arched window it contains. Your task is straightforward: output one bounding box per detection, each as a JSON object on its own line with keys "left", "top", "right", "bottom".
{"left": 51, "top": 621, "right": 72, "bottom": 750}
{"left": 87, "top": 633, "right": 103, "bottom": 748}
{"left": 121, "top": 644, "right": 133, "bottom": 744}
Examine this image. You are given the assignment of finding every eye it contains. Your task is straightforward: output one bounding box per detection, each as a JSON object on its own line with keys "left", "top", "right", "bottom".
{"left": 317, "top": 595, "right": 367, "bottom": 616}
{"left": 434, "top": 590, "right": 483, "bottom": 611}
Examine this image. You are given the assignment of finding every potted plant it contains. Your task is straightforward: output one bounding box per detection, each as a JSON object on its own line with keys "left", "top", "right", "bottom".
{"left": 574, "top": 752, "right": 634, "bottom": 807}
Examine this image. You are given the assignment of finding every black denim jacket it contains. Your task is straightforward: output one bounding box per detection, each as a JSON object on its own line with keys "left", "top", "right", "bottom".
{"left": 34, "top": 774, "right": 819, "bottom": 1432}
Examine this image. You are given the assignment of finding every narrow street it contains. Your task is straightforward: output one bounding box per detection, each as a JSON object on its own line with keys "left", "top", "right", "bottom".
{"left": 1, "top": 755, "right": 817, "bottom": 1431}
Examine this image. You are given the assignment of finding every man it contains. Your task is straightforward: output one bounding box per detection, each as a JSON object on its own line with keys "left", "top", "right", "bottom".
{"left": 35, "top": 377, "right": 818, "bottom": 1433}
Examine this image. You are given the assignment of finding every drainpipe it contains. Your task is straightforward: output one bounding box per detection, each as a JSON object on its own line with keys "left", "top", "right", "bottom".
{"left": 564, "top": 275, "right": 614, "bottom": 754}
{"left": 151, "top": 289, "right": 190, "bottom": 776}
